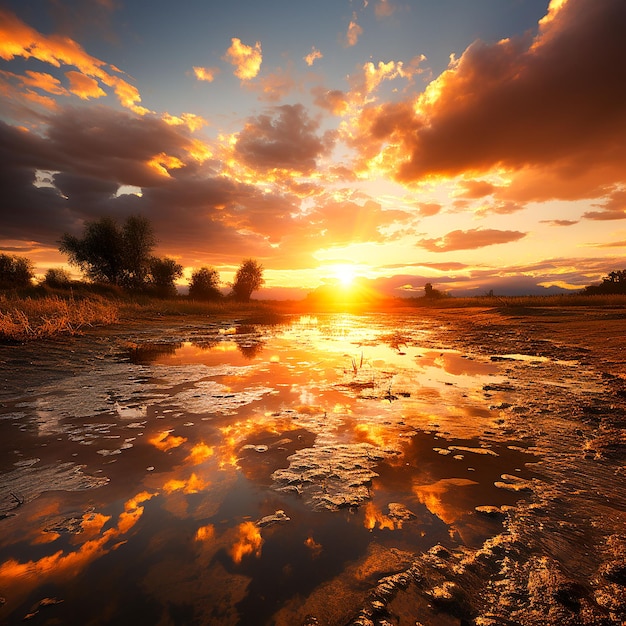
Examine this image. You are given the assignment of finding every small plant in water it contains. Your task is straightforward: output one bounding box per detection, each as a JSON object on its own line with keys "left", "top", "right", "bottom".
{"left": 351, "top": 351, "right": 364, "bottom": 374}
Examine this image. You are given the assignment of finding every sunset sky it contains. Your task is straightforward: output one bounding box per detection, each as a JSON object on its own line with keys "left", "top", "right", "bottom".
{"left": 1, "top": 0, "right": 625, "bottom": 298}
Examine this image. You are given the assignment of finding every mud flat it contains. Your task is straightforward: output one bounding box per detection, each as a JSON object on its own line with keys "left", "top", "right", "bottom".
{"left": 0, "top": 306, "right": 624, "bottom": 625}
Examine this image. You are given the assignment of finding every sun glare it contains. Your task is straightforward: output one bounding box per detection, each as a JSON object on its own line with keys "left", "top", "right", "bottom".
{"left": 335, "top": 265, "right": 356, "bottom": 287}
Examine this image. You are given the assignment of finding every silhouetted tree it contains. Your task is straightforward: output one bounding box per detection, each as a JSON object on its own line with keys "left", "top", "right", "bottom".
{"left": 424, "top": 282, "right": 444, "bottom": 299}
{"left": 231, "top": 258, "right": 264, "bottom": 302}
{"left": 583, "top": 268, "right": 626, "bottom": 295}
{"left": 0, "top": 253, "right": 34, "bottom": 289}
{"left": 59, "top": 215, "right": 155, "bottom": 288}
{"left": 121, "top": 216, "right": 156, "bottom": 289}
{"left": 147, "top": 257, "right": 183, "bottom": 298}
{"left": 43, "top": 267, "right": 72, "bottom": 288}
{"left": 189, "top": 266, "right": 222, "bottom": 300}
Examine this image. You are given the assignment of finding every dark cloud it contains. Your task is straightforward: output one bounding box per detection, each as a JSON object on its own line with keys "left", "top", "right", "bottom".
{"left": 235, "top": 104, "right": 334, "bottom": 174}
{"left": 0, "top": 111, "right": 289, "bottom": 261}
{"left": 417, "top": 228, "right": 526, "bottom": 252}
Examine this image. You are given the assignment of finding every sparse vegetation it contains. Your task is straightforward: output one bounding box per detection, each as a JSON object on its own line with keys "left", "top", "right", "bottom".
{"left": 0, "top": 294, "right": 118, "bottom": 342}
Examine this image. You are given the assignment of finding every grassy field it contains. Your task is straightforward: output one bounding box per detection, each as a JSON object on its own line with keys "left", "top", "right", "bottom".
{"left": 1, "top": 286, "right": 625, "bottom": 342}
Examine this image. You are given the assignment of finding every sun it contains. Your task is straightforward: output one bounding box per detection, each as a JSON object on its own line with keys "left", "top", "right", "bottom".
{"left": 334, "top": 265, "right": 356, "bottom": 287}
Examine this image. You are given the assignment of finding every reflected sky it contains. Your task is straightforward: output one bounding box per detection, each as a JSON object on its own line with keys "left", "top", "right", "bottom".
{"left": 0, "top": 313, "right": 538, "bottom": 624}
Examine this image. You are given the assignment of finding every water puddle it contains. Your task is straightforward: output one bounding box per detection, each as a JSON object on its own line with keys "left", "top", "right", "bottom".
{"left": 0, "top": 313, "right": 623, "bottom": 625}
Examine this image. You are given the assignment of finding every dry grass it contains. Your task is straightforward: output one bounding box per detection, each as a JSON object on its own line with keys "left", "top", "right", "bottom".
{"left": 401, "top": 293, "right": 626, "bottom": 309}
{"left": 0, "top": 295, "right": 119, "bottom": 342}
{"left": 118, "top": 297, "right": 278, "bottom": 319}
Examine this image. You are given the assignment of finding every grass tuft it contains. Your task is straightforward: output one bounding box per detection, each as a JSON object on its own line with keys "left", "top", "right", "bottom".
{"left": 0, "top": 294, "right": 118, "bottom": 342}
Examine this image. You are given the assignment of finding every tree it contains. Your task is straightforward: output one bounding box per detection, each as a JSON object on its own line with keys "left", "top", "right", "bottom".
{"left": 121, "top": 216, "right": 156, "bottom": 289}
{"left": 231, "top": 258, "right": 264, "bottom": 302}
{"left": 189, "top": 266, "right": 222, "bottom": 300}
{"left": 59, "top": 215, "right": 155, "bottom": 288}
{"left": 147, "top": 257, "right": 183, "bottom": 298}
{"left": 0, "top": 253, "right": 34, "bottom": 289}
{"left": 583, "top": 268, "right": 626, "bottom": 295}
{"left": 43, "top": 268, "right": 72, "bottom": 288}
{"left": 423, "top": 282, "right": 448, "bottom": 299}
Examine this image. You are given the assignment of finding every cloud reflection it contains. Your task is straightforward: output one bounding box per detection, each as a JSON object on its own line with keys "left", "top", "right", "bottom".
{"left": 229, "top": 521, "right": 263, "bottom": 564}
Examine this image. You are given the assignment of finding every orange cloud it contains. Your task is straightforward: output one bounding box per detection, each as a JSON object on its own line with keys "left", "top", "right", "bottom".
{"left": 65, "top": 70, "right": 106, "bottom": 100}
{"left": 311, "top": 87, "right": 350, "bottom": 116}
{"left": 345, "top": 13, "right": 363, "bottom": 47}
{"left": 417, "top": 228, "right": 526, "bottom": 252}
{"left": 255, "top": 67, "right": 296, "bottom": 103}
{"left": 583, "top": 189, "right": 626, "bottom": 221}
{"left": 149, "top": 430, "right": 187, "bottom": 451}
{"left": 304, "top": 47, "right": 323, "bottom": 66}
{"left": 147, "top": 152, "right": 185, "bottom": 177}
{"left": 162, "top": 473, "right": 209, "bottom": 494}
{"left": 229, "top": 521, "right": 262, "bottom": 564}
{"left": 162, "top": 112, "right": 208, "bottom": 133}
{"left": 193, "top": 66, "right": 219, "bottom": 82}
{"left": 0, "top": 9, "right": 150, "bottom": 114}
{"left": 185, "top": 442, "right": 215, "bottom": 465}
{"left": 415, "top": 202, "right": 442, "bottom": 217}
{"left": 363, "top": 502, "right": 396, "bottom": 531}
{"left": 195, "top": 524, "right": 216, "bottom": 543}
{"left": 350, "top": 0, "right": 626, "bottom": 202}
{"left": 455, "top": 179, "right": 496, "bottom": 199}
{"left": 224, "top": 38, "right": 262, "bottom": 81}
{"left": 0, "top": 491, "right": 155, "bottom": 604}
{"left": 21, "top": 70, "right": 68, "bottom": 95}
{"left": 23, "top": 89, "right": 59, "bottom": 110}
{"left": 375, "top": 0, "right": 396, "bottom": 18}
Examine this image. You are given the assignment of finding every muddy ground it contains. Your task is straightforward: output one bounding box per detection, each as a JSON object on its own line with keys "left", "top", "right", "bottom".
{"left": 0, "top": 306, "right": 625, "bottom": 625}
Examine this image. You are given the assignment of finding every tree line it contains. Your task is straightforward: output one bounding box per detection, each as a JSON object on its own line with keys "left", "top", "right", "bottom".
{"left": 0, "top": 215, "right": 264, "bottom": 301}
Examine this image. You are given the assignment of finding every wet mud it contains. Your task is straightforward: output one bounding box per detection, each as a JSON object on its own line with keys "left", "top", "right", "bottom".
{"left": 0, "top": 307, "right": 624, "bottom": 625}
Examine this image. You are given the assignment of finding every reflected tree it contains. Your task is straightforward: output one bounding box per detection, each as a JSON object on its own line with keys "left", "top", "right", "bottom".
{"left": 237, "top": 341, "right": 265, "bottom": 359}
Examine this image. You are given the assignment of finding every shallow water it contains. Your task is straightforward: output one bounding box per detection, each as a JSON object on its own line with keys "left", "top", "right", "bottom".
{"left": 0, "top": 311, "right": 624, "bottom": 625}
